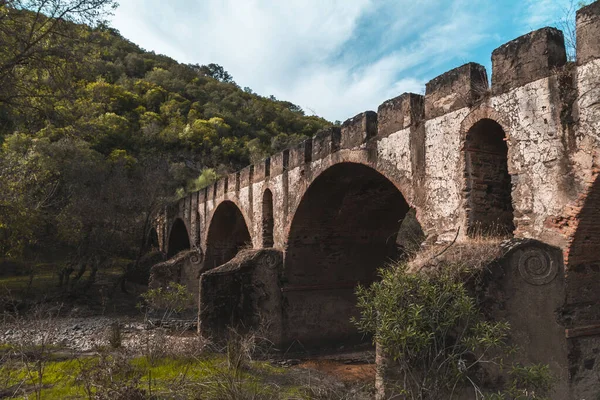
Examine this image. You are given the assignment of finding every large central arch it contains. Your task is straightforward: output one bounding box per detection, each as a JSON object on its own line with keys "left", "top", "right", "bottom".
{"left": 283, "top": 162, "right": 411, "bottom": 348}
{"left": 204, "top": 201, "right": 251, "bottom": 270}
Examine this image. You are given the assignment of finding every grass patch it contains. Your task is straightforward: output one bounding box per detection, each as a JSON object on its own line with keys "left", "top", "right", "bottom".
{"left": 0, "top": 352, "right": 313, "bottom": 400}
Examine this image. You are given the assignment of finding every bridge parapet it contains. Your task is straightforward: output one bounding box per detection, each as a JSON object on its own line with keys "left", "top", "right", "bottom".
{"left": 340, "top": 111, "right": 377, "bottom": 149}
{"left": 577, "top": 1, "right": 600, "bottom": 65}
{"left": 377, "top": 92, "right": 424, "bottom": 137}
{"left": 165, "top": 19, "right": 600, "bottom": 254}
{"left": 491, "top": 27, "right": 567, "bottom": 95}
{"left": 425, "top": 62, "right": 488, "bottom": 120}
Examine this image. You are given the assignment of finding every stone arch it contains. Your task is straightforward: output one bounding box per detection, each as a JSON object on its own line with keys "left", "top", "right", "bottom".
{"left": 462, "top": 117, "right": 514, "bottom": 237}
{"left": 285, "top": 154, "right": 417, "bottom": 231}
{"left": 460, "top": 106, "right": 513, "bottom": 141}
{"left": 167, "top": 218, "right": 191, "bottom": 257}
{"left": 283, "top": 162, "right": 413, "bottom": 348}
{"left": 262, "top": 189, "right": 274, "bottom": 248}
{"left": 204, "top": 201, "right": 252, "bottom": 270}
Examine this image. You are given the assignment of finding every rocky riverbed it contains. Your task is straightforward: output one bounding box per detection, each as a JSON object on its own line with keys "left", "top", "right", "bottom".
{"left": 0, "top": 315, "right": 200, "bottom": 352}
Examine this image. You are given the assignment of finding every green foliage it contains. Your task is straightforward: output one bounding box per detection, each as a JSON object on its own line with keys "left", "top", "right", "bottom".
{"left": 185, "top": 168, "right": 219, "bottom": 194}
{"left": 353, "top": 263, "right": 553, "bottom": 399}
{"left": 485, "top": 364, "right": 554, "bottom": 400}
{"left": 141, "top": 282, "right": 193, "bottom": 321}
{"left": 0, "top": 4, "right": 330, "bottom": 266}
{"left": 1, "top": 352, "right": 311, "bottom": 400}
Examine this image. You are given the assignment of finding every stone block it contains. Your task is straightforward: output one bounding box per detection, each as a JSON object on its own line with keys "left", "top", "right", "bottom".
{"left": 239, "top": 166, "right": 253, "bottom": 188}
{"left": 312, "top": 127, "right": 341, "bottom": 161}
{"left": 289, "top": 139, "right": 312, "bottom": 169}
{"left": 271, "top": 151, "right": 288, "bottom": 176}
{"left": 340, "top": 111, "right": 377, "bottom": 149}
{"left": 227, "top": 172, "right": 237, "bottom": 193}
{"left": 216, "top": 179, "right": 225, "bottom": 198}
{"left": 425, "top": 63, "right": 488, "bottom": 119}
{"left": 378, "top": 93, "right": 425, "bottom": 136}
{"left": 492, "top": 27, "right": 566, "bottom": 95}
{"left": 577, "top": 1, "right": 600, "bottom": 65}
{"left": 253, "top": 158, "right": 270, "bottom": 182}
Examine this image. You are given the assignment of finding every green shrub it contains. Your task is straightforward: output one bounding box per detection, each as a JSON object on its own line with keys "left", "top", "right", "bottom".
{"left": 353, "top": 263, "right": 552, "bottom": 399}
{"left": 140, "top": 281, "right": 193, "bottom": 322}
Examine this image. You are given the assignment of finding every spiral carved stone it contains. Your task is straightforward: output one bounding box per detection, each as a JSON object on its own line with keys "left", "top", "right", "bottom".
{"left": 518, "top": 247, "right": 557, "bottom": 285}
{"left": 263, "top": 252, "right": 279, "bottom": 269}
{"left": 189, "top": 248, "right": 204, "bottom": 265}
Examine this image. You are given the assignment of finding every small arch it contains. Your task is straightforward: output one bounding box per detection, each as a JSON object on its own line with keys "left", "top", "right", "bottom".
{"left": 146, "top": 227, "right": 159, "bottom": 249}
{"left": 196, "top": 211, "right": 202, "bottom": 247}
{"left": 204, "top": 201, "right": 252, "bottom": 270}
{"left": 262, "top": 189, "right": 274, "bottom": 248}
{"left": 464, "top": 118, "right": 514, "bottom": 237}
{"left": 167, "top": 218, "right": 191, "bottom": 257}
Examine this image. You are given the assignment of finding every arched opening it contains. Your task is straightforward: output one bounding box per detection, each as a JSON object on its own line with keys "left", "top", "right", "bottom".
{"left": 167, "top": 218, "right": 190, "bottom": 257}
{"left": 146, "top": 227, "right": 159, "bottom": 249}
{"left": 464, "top": 118, "right": 514, "bottom": 237}
{"left": 262, "top": 189, "right": 274, "bottom": 248}
{"left": 204, "top": 201, "right": 251, "bottom": 270}
{"left": 195, "top": 211, "right": 202, "bottom": 247}
{"left": 284, "top": 162, "right": 411, "bottom": 347}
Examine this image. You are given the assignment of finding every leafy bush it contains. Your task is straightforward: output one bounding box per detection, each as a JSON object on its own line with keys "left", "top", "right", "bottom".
{"left": 140, "top": 282, "right": 193, "bottom": 322}
{"left": 353, "top": 263, "right": 553, "bottom": 399}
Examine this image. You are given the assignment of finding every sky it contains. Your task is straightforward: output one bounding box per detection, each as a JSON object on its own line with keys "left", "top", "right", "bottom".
{"left": 109, "top": 0, "right": 577, "bottom": 122}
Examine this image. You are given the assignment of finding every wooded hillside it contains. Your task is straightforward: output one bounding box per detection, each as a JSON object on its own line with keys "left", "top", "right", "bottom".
{"left": 0, "top": 1, "right": 330, "bottom": 279}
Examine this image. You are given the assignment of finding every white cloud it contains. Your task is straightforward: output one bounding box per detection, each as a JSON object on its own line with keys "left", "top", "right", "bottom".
{"left": 520, "top": 0, "right": 573, "bottom": 30}
{"left": 110, "top": 0, "right": 497, "bottom": 121}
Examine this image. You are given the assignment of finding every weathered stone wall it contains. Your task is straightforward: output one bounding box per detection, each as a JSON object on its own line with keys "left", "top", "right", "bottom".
{"left": 163, "top": 11, "right": 599, "bottom": 258}
{"left": 148, "top": 249, "right": 202, "bottom": 305}
{"left": 199, "top": 249, "right": 283, "bottom": 343}
{"left": 375, "top": 239, "right": 569, "bottom": 400}
{"left": 160, "top": 2, "right": 600, "bottom": 397}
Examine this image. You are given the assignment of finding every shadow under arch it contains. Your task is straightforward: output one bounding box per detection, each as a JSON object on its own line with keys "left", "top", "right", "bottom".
{"left": 283, "top": 162, "right": 412, "bottom": 348}
{"left": 204, "top": 200, "right": 252, "bottom": 270}
{"left": 566, "top": 171, "right": 600, "bottom": 322}
{"left": 167, "top": 218, "right": 191, "bottom": 257}
{"left": 262, "top": 189, "right": 274, "bottom": 248}
{"left": 563, "top": 171, "right": 600, "bottom": 396}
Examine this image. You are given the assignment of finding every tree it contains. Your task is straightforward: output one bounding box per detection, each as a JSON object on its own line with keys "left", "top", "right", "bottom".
{"left": 0, "top": 1, "right": 332, "bottom": 283}
{"left": 199, "top": 63, "right": 234, "bottom": 84}
{"left": 558, "top": 0, "right": 592, "bottom": 61}
{"left": 0, "top": 0, "right": 118, "bottom": 118}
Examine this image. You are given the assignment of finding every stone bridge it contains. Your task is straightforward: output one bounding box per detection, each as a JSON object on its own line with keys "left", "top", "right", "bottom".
{"left": 157, "top": 3, "right": 600, "bottom": 398}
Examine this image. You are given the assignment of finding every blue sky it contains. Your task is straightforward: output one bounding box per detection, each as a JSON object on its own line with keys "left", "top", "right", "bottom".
{"left": 110, "top": 0, "right": 576, "bottom": 122}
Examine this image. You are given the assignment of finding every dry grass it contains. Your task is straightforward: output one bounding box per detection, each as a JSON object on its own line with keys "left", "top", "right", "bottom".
{"left": 408, "top": 234, "right": 504, "bottom": 274}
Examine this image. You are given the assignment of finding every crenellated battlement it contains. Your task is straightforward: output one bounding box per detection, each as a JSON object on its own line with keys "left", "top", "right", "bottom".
{"left": 377, "top": 92, "right": 424, "bottom": 136}
{"left": 195, "top": 13, "right": 598, "bottom": 199}
{"left": 170, "top": 10, "right": 599, "bottom": 245}
{"left": 576, "top": 1, "right": 600, "bottom": 65}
